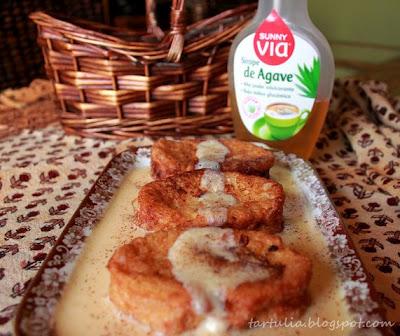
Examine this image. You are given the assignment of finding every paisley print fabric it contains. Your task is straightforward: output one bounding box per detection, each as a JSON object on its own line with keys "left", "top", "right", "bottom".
{"left": 311, "top": 79, "right": 400, "bottom": 323}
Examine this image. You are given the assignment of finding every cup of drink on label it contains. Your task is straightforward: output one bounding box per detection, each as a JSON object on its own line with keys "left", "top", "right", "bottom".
{"left": 264, "top": 103, "right": 300, "bottom": 140}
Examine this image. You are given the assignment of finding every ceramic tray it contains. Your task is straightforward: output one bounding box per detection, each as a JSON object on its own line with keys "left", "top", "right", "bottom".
{"left": 14, "top": 147, "right": 386, "bottom": 335}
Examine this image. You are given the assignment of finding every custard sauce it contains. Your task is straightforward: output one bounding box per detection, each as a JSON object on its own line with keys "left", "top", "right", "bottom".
{"left": 54, "top": 166, "right": 354, "bottom": 336}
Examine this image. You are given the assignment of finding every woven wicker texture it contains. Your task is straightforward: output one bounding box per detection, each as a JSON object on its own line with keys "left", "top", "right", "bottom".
{"left": 0, "top": 0, "right": 104, "bottom": 91}
{"left": 30, "top": 2, "right": 256, "bottom": 139}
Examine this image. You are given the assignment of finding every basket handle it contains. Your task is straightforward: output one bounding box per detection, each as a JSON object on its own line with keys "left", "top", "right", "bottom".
{"left": 145, "top": 0, "right": 186, "bottom": 62}
{"left": 145, "top": 0, "right": 164, "bottom": 39}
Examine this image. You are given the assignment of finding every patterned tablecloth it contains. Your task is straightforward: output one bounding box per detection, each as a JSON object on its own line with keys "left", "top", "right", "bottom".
{"left": 0, "top": 79, "right": 399, "bottom": 335}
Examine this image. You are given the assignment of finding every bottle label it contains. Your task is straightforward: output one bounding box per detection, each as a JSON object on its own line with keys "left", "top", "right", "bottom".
{"left": 233, "top": 10, "right": 320, "bottom": 141}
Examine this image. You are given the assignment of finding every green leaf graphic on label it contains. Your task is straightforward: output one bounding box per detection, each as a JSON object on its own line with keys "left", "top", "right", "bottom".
{"left": 295, "top": 58, "right": 320, "bottom": 98}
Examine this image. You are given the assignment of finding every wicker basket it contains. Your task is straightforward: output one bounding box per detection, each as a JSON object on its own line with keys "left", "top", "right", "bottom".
{"left": 30, "top": 1, "right": 256, "bottom": 139}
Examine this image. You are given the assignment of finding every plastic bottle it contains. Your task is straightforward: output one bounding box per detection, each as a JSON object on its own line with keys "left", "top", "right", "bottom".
{"left": 228, "top": 0, "right": 334, "bottom": 159}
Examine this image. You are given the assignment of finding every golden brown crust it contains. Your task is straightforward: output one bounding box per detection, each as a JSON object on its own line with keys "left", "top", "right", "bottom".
{"left": 151, "top": 139, "right": 198, "bottom": 180}
{"left": 151, "top": 139, "right": 275, "bottom": 179}
{"left": 137, "top": 170, "right": 284, "bottom": 232}
{"left": 107, "top": 229, "right": 312, "bottom": 335}
{"left": 107, "top": 231, "right": 199, "bottom": 335}
{"left": 226, "top": 230, "right": 312, "bottom": 328}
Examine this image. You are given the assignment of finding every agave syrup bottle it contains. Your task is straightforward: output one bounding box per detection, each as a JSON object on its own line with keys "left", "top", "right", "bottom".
{"left": 228, "top": 0, "right": 334, "bottom": 159}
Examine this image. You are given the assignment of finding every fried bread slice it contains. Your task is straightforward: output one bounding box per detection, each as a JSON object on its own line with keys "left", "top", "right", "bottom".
{"left": 107, "top": 228, "right": 312, "bottom": 335}
{"left": 151, "top": 139, "right": 275, "bottom": 179}
{"left": 137, "top": 169, "right": 284, "bottom": 232}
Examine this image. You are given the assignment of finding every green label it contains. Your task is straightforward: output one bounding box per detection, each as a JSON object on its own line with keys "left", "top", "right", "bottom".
{"left": 233, "top": 23, "right": 320, "bottom": 141}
